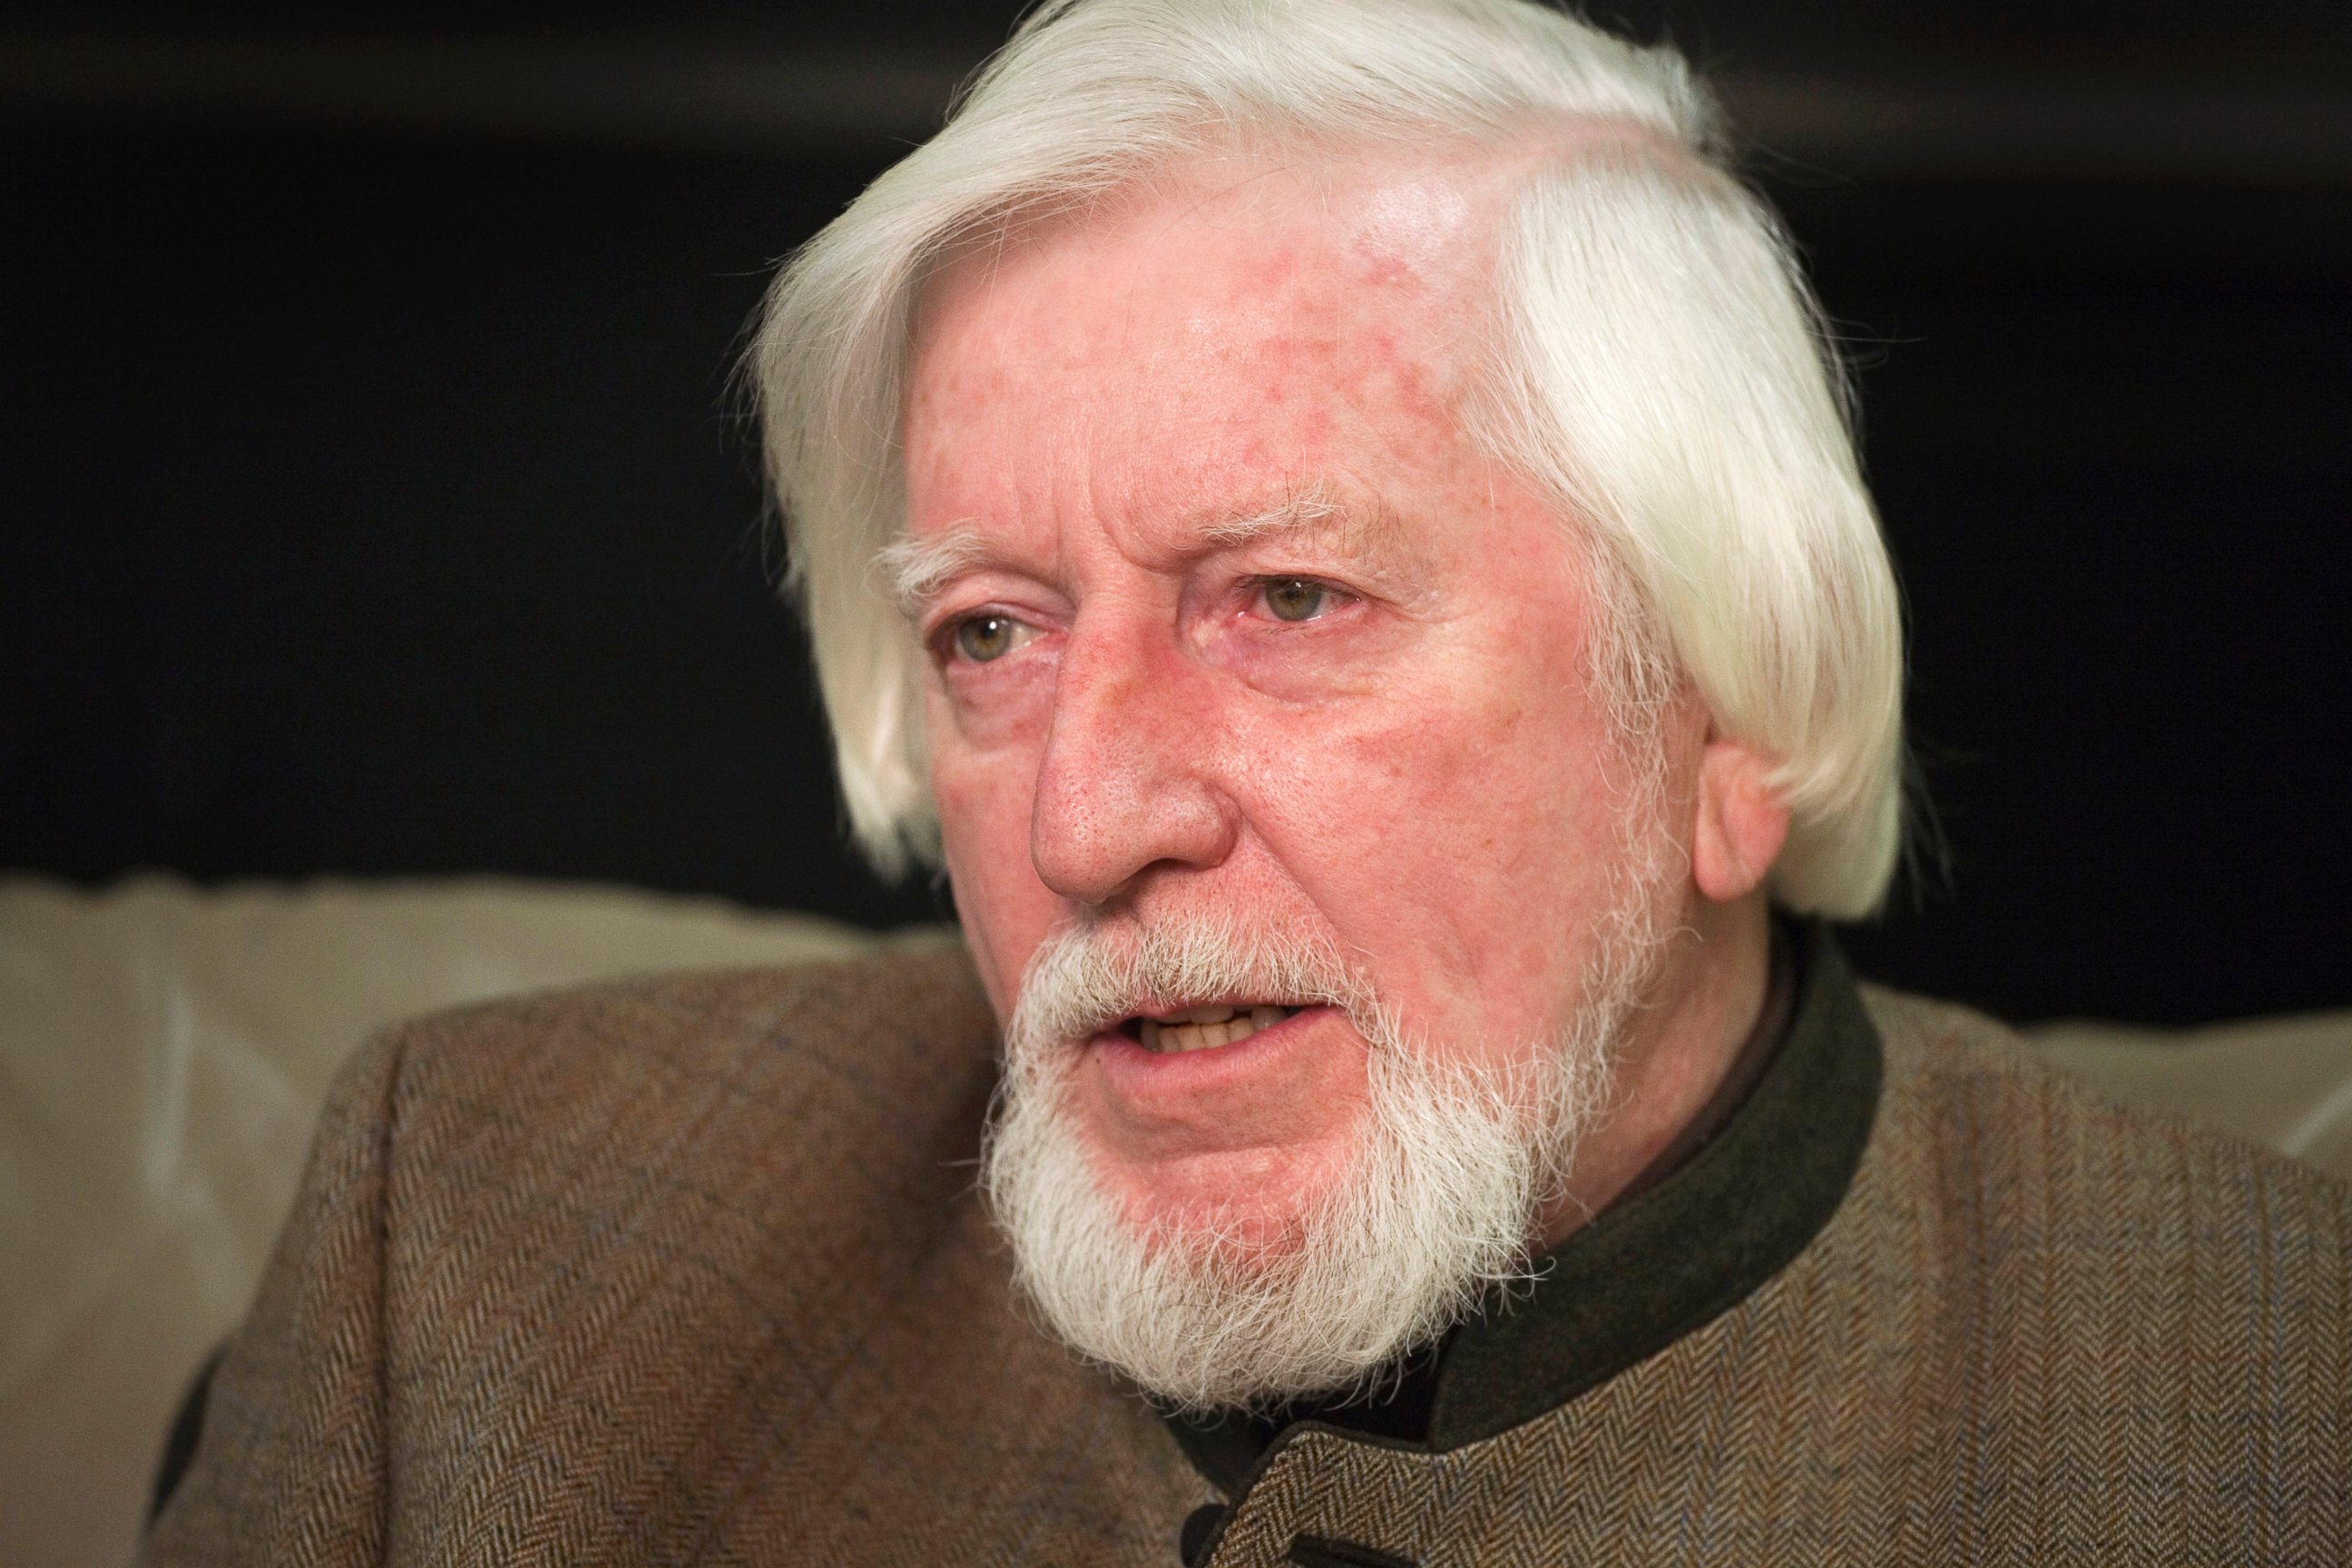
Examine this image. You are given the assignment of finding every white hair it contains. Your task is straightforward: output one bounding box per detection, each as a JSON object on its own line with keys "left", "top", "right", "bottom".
{"left": 750, "top": 0, "right": 1906, "bottom": 916}
{"left": 985, "top": 906, "right": 1635, "bottom": 1409}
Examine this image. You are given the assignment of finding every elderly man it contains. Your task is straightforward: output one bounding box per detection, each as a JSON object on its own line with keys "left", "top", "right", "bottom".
{"left": 147, "top": 1, "right": 2349, "bottom": 1563}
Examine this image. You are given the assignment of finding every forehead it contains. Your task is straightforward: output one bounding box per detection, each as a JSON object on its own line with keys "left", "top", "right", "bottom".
{"left": 900, "top": 149, "right": 1520, "bottom": 552}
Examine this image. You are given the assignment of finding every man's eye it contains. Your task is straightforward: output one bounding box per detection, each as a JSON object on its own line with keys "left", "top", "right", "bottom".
{"left": 1259, "top": 578, "right": 1334, "bottom": 622}
{"left": 949, "top": 613, "right": 1030, "bottom": 663}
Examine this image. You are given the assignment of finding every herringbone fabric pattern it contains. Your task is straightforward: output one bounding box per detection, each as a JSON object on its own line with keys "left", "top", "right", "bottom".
{"left": 144, "top": 955, "right": 2351, "bottom": 1566}
{"left": 1200, "top": 987, "right": 2352, "bottom": 1567}
{"left": 142, "top": 948, "right": 1209, "bottom": 1566}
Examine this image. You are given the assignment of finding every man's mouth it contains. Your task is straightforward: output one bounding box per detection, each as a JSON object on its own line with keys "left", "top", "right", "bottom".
{"left": 1122, "top": 1004, "right": 1302, "bottom": 1054}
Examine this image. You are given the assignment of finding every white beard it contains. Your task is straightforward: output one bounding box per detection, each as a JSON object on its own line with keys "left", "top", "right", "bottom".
{"left": 981, "top": 893, "right": 1665, "bottom": 1413}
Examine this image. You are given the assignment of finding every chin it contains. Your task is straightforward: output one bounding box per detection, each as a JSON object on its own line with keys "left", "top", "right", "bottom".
{"left": 983, "top": 1032, "right": 1570, "bottom": 1412}
{"left": 1096, "top": 1144, "right": 1355, "bottom": 1268}
{"left": 1064, "top": 1081, "right": 1374, "bottom": 1260}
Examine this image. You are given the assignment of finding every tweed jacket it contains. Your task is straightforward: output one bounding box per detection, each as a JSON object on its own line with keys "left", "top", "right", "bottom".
{"left": 144, "top": 939, "right": 2352, "bottom": 1566}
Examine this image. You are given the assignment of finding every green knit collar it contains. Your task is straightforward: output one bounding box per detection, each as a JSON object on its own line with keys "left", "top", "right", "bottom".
{"left": 1163, "top": 921, "right": 1884, "bottom": 1488}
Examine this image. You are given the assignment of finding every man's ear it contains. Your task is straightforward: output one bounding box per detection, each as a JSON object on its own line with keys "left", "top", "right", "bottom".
{"left": 1690, "top": 735, "right": 1790, "bottom": 904}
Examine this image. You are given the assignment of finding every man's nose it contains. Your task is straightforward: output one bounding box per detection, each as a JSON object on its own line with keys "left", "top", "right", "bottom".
{"left": 1030, "top": 623, "right": 1240, "bottom": 906}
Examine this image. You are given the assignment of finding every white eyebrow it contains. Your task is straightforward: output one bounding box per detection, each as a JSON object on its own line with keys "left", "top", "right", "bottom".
{"left": 1196, "top": 485, "right": 1348, "bottom": 548}
{"left": 1201, "top": 485, "right": 1426, "bottom": 578}
{"left": 878, "top": 525, "right": 991, "bottom": 618}
{"left": 878, "top": 485, "right": 1401, "bottom": 618}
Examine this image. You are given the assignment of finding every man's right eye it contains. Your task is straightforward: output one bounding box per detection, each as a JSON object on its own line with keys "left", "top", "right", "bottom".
{"left": 947, "top": 612, "right": 1033, "bottom": 663}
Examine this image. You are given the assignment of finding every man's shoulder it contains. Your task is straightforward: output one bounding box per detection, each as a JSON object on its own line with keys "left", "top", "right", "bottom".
{"left": 366, "top": 939, "right": 999, "bottom": 1183}
{"left": 382, "top": 935, "right": 994, "bottom": 1071}
{"left": 1861, "top": 978, "right": 2347, "bottom": 1204}
{"left": 335, "top": 941, "right": 1007, "bottom": 1329}
{"left": 1746, "top": 981, "right": 2348, "bottom": 1546}
{"left": 329, "top": 943, "right": 1103, "bottom": 1548}
{"left": 156, "top": 942, "right": 1205, "bottom": 1563}
{"left": 1851, "top": 980, "right": 2351, "bottom": 1322}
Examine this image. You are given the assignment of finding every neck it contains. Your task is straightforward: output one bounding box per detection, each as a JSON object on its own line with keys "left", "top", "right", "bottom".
{"left": 1533, "top": 889, "right": 1774, "bottom": 1250}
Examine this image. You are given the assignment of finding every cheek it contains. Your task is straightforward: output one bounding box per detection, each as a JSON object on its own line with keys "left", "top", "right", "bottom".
{"left": 1230, "top": 616, "right": 1629, "bottom": 1013}
{"left": 1293, "top": 701, "right": 1592, "bottom": 897}
{"left": 925, "top": 662, "right": 1052, "bottom": 839}
{"left": 1243, "top": 612, "right": 1602, "bottom": 843}
{"left": 927, "top": 689, "right": 1058, "bottom": 1013}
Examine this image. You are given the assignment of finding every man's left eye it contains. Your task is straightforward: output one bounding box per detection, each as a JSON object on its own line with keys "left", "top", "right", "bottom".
{"left": 947, "top": 613, "right": 1034, "bottom": 663}
{"left": 1258, "top": 578, "right": 1337, "bottom": 622}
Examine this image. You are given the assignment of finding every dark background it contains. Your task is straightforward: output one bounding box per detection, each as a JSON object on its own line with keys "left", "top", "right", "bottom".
{"left": 4, "top": 3, "right": 2347, "bottom": 1024}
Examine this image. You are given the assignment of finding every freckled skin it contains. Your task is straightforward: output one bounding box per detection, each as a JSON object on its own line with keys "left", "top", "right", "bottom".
{"left": 903, "top": 149, "right": 1782, "bottom": 1250}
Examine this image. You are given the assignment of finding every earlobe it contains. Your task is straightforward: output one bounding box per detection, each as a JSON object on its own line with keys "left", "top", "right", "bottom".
{"left": 1690, "top": 738, "right": 1791, "bottom": 903}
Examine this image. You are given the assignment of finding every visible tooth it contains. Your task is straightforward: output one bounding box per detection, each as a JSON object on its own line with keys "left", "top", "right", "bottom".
{"left": 1181, "top": 1004, "right": 1237, "bottom": 1024}
{"left": 1140, "top": 1011, "right": 1304, "bottom": 1054}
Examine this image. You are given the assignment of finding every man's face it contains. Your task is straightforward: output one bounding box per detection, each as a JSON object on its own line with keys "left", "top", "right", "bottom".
{"left": 901, "top": 151, "right": 1702, "bottom": 1257}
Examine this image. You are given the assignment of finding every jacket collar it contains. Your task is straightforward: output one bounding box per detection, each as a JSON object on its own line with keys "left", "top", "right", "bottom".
{"left": 1164, "top": 920, "right": 1883, "bottom": 1488}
